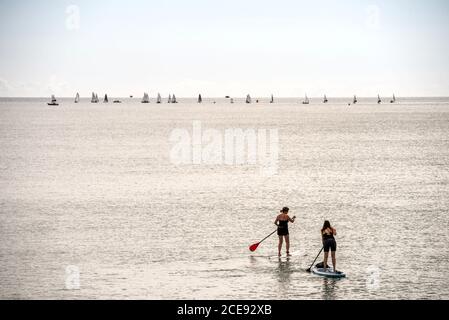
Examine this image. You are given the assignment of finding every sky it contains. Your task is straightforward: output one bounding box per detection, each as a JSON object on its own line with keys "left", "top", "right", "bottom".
{"left": 0, "top": 0, "right": 449, "bottom": 97}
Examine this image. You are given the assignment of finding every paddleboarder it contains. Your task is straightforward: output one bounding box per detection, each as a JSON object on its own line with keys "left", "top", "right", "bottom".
{"left": 274, "top": 207, "right": 296, "bottom": 257}
{"left": 321, "top": 220, "right": 338, "bottom": 272}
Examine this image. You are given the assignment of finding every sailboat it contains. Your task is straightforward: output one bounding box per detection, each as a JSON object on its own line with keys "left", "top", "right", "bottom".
{"left": 246, "top": 94, "right": 251, "bottom": 104}
{"left": 48, "top": 95, "right": 59, "bottom": 106}
{"left": 104, "top": 94, "right": 109, "bottom": 103}
{"left": 377, "top": 94, "right": 381, "bottom": 104}
{"left": 168, "top": 94, "right": 172, "bottom": 103}
{"left": 198, "top": 94, "right": 202, "bottom": 103}
{"left": 230, "top": 98, "right": 234, "bottom": 104}
{"left": 172, "top": 94, "right": 178, "bottom": 103}
{"left": 323, "top": 95, "right": 328, "bottom": 103}
{"left": 75, "top": 93, "right": 80, "bottom": 103}
{"left": 91, "top": 92, "right": 97, "bottom": 103}
{"left": 156, "top": 93, "right": 162, "bottom": 104}
{"left": 302, "top": 94, "right": 310, "bottom": 105}
{"left": 353, "top": 95, "right": 358, "bottom": 104}
{"left": 270, "top": 94, "right": 274, "bottom": 104}
{"left": 141, "top": 93, "right": 150, "bottom": 103}
{"left": 390, "top": 94, "right": 396, "bottom": 103}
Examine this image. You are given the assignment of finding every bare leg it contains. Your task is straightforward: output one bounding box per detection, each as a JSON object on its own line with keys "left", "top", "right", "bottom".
{"left": 323, "top": 251, "right": 329, "bottom": 270}
{"left": 278, "top": 236, "right": 283, "bottom": 256}
{"left": 331, "top": 251, "right": 336, "bottom": 272}
{"left": 285, "top": 235, "right": 291, "bottom": 255}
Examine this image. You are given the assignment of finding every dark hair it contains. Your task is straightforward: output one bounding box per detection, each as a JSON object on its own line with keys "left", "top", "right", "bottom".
{"left": 280, "top": 207, "right": 289, "bottom": 213}
{"left": 321, "top": 220, "right": 331, "bottom": 233}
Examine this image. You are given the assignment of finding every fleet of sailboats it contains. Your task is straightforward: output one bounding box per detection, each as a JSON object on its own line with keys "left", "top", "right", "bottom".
{"left": 45, "top": 93, "right": 400, "bottom": 106}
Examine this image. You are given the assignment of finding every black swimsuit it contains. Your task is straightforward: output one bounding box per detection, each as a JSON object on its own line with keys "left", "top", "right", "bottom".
{"left": 277, "top": 220, "right": 289, "bottom": 236}
{"left": 322, "top": 229, "right": 337, "bottom": 252}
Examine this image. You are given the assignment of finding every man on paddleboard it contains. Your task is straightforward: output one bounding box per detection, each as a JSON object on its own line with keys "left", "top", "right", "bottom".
{"left": 274, "top": 207, "right": 296, "bottom": 257}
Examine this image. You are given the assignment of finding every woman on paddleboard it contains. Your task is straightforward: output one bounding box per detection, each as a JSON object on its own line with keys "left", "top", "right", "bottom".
{"left": 274, "top": 207, "right": 296, "bottom": 257}
{"left": 321, "top": 220, "right": 338, "bottom": 272}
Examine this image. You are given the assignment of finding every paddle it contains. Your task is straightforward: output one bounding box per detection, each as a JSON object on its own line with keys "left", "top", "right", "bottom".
{"left": 249, "top": 229, "right": 278, "bottom": 252}
{"left": 306, "top": 247, "right": 324, "bottom": 272}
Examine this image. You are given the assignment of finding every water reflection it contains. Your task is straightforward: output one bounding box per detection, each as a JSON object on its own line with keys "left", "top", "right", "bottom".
{"left": 276, "top": 257, "right": 293, "bottom": 285}
{"left": 322, "top": 278, "right": 338, "bottom": 300}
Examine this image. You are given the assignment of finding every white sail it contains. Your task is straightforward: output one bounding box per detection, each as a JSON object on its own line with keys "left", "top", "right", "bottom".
{"left": 246, "top": 94, "right": 251, "bottom": 104}
{"left": 75, "top": 93, "right": 80, "bottom": 103}
{"left": 172, "top": 94, "right": 177, "bottom": 103}
{"left": 390, "top": 94, "right": 396, "bottom": 103}
{"left": 91, "top": 92, "right": 96, "bottom": 103}
{"left": 302, "top": 94, "right": 309, "bottom": 104}
{"left": 157, "top": 93, "right": 162, "bottom": 104}
{"left": 104, "top": 94, "right": 108, "bottom": 103}
{"left": 168, "top": 94, "right": 172, "bottom": 103}
{"left": 142, "top": 93, "right": 150, "bottom": 103}
{"left": 95, "top": 93, "right": 99, "bottom": 103}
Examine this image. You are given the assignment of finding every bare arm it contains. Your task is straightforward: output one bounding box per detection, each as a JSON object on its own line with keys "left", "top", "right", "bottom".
{"left": 288, "top": 215, "right": 296, "bottom": 223}
{"left": 274, "top": 216, "right": 279, "bottom": 226}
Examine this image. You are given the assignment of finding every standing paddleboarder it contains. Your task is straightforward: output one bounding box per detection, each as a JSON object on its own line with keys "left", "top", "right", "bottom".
{"left": 321, "top": 220, "right": 338, "bottom": 272}
{"left": 274, "top": 207, "right": 296, "bottom": 257}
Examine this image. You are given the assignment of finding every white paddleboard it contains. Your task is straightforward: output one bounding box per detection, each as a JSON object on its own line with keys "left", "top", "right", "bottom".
{"left": 311, "top": 266, "right": 346, "bottom": 279}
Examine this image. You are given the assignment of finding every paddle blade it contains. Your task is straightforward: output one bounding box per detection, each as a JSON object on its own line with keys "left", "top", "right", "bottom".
{"left": 249, "top": 243, "right": 260, "bottom": 252}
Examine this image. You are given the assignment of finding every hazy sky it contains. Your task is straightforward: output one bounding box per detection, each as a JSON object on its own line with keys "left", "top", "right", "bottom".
{"left": 0, "top": 0, "right": 449, "bottom": 97}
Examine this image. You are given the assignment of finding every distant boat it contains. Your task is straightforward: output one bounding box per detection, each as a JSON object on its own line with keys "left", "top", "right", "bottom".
{"left": 113, "top": 100, "right": 122, "bottom": 103}
{"left": 172, "top": 94, "right": 178, "bottom": 103}
{"left": 198, "top": 94, "right": 202, "bottom": 103}
{"left": 377, "top": 94, "right": 381, "bottom": 104}
{"left": 104, "top": 94, "right": 109, "bottom": 103}
{"left": 156, "top": 93, "right": 162, "bottom": 104}
{"left": 323, "top": 95, "right": 328, "bottom": 103}
{"left": 270, "top": 94, "right": 274, "bottom": 104}
{"left": 75, "top": 93, "right": 80, "bottom": 103}
{"left": 246, "top": 94, "right": 251, "bottom": 104}
{"left": 130, "top": 95, "right": 133, "bottom": 98}
{"left": 91, "top": 92, "right": 99, "bottom": 103}
{"left": 230, "top": 98, "right": 234, "bottom": 104}
{"left": 302, "top": 94, "right": 310, "bottom": 105}
{"left": 353, "top": 95, "right": 358, "bottom": 104}
{"left": 225, "top": 96, "right": 230, "bottom": 99}
{"left": 168, "top": 94, "right": 172, "bottom": 103}
{"left": 48, "top": 95, "right": 59, "bottom": 106}
{"left": 141, "top": 93, "right": 150, "bottom": 103}
{"left": 390, "top": 94, "right": 396, "bottom": 103}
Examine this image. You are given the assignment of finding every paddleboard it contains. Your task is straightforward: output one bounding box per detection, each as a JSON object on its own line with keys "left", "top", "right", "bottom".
{"left": 311, "top": 266, "right": 346, "bottom": 279}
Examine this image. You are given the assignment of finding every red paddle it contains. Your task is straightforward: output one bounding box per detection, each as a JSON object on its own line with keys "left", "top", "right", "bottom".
{"left": 249, "top": 229, "right": 278, "bottom": 252}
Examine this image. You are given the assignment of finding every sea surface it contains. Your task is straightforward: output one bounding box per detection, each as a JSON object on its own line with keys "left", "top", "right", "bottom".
{"left": 0, "top": 97, "right": 448, "bottom": 299}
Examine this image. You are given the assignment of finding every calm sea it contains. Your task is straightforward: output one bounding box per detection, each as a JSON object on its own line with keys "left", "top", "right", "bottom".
{"left": 0, "top": 97, "right": 448, "bottom": 299}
